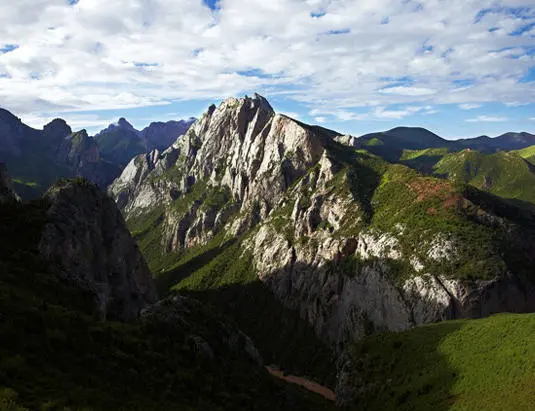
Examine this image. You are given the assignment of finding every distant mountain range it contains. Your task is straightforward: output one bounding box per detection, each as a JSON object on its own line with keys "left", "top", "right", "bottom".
{"left": 95, "top": 117, "right": 195, "bottom": 166}
{"left": 333, "top": 127, "right": 533, "bottom": 205}
{"left": 0, "top": 108, "right": 195, "bottom": 198}
{"left": 352, "top": 126, "right": 535, "bottom": 161}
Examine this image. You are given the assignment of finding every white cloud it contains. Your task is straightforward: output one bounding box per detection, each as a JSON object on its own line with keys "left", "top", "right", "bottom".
{"left": 379, "top": 86, "right": 437, "bottom": 96}
{"left": 0, "top": 0, "right": 533, "bottom": 127}
{"left": 459, "top": 103, "right": 482, "bottom": 110}
{"left": 314, "top": 116, "right": 326, "bottom": 123}
{"left": 505, "top": 102, "right": 530, "bottom": 107}
{"left": 466, "top": 115, "right": 509, "bottom": 122}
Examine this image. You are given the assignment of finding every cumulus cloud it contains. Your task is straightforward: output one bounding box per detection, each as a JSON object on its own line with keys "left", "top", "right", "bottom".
{"left": 0, "top": 0, "right": 533, "bottom": 126}
{"left": 466, "top": 115, "right": 509, "bottom": 122}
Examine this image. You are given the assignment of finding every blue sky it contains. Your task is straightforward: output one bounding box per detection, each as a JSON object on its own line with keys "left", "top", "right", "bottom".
{"left": 0, "top": 0, "right": 534, "bottom": 139}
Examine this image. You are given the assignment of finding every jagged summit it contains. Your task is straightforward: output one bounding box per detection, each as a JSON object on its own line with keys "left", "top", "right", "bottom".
{"left": 43, "top": 118, "right": 72, "bottom": 138}
{"left": 117, "top": 117, "right": 135, "bottom": 129}
{"left": 110, "top": 93, "right": 325, "bottom": 218}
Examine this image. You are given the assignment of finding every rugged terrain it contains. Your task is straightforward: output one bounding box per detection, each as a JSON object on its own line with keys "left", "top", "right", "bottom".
{"left": 0, "top": 108, "right": 194, "bottom": 199}
{"left": 0, "top": 109, "right": 120, "bottom": 198}
{"left": 0, "top": 171, "right": 333, "bottom": 411}
{"left": 110, "top": 94, "right": 535, "bottom": 391}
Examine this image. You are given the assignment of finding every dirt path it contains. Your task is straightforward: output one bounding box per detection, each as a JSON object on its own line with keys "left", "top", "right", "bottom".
{"left": 266, "top": 366, "right": 336, "bottom": 401}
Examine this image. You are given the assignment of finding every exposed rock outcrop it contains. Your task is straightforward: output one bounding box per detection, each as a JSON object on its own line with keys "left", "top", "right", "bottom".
{"left": 110, "top": 94, "right": 338, "bottom": 253}
{"left": 39, "top": 179, "right": 157, "bottom": 321}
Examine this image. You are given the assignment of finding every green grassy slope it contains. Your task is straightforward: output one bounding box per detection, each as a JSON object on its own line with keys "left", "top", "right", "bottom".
{"left": 512, "top": 144, "right": 535, "bottom": 165}
{"left": 344, "top": 313, "right": 535, "bottom": 411}
{"left": 0, "top": 199, "right": 333, "bottom": 411}
{"left": 433, "top": 150, "right": 535, "bottom": 204}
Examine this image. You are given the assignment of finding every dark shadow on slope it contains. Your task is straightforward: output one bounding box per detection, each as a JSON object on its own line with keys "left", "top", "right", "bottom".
{"left": 341, "top": 321, "right": 463, "bottom": 411}
{"left": 461, "top": 186, "right": 535, "bottom": 285}
{"left": 400, "top": 155, "right": 445, "bottom": 174}
{"left": 180, "top": 281, "right": 337, "bottom": 389}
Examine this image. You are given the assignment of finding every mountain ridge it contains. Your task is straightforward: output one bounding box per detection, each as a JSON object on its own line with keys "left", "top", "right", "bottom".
{"left": 109, "top": 93, "right": 535, "bottom": 391}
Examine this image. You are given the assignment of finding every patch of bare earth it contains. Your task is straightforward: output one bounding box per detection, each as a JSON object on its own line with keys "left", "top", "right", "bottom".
{"left": 266, "top": 366, "right": 336, "bottom": 401}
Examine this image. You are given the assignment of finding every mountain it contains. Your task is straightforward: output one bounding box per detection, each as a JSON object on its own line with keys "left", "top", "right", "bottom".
{"left": 140, "top": 118, "right": 196, "bottom": 151}
{"left": 0, "top": 175, "right": 332, "bottom": 410}
{"left": 337, "top": 313, "right": 535, "bottom": 410}
{"left": 457, "top": 132, "right": 535, "bottom": 152}
{"left": 95, "top": 117, "right": 195, "bottom": 166}
{"left": 0, "top": 108, "right": 121, "bottom": 199}
{"left": 109, "top": 94, "right": 535, "bottom": 393}
{"left": 339, "top": 127, "right": 535, "bottom": 165}
{"left": 346, "top": 127, "right": 453, "bottom": 162}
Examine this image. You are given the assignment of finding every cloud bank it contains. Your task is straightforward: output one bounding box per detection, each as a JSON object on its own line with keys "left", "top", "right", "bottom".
{"left": 0, "top": 0, "right": 533, "bottom": 128}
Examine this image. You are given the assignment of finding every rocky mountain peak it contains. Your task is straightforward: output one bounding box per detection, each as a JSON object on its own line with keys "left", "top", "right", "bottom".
{"left": 110, "top": 93, "right": 327, "bottom": 250}
{"left": 117, "top": 117, "right": 135, "bottom": 130}
{"left": 95, "top": 117, "right": 139, "bottom": 139}
{"left": 43, "top": 118, "right": 72, "bottom": 139}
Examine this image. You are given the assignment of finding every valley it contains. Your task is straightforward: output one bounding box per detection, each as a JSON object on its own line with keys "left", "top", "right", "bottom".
{"left": 1, "top": 94, "right": 535, "bottom": 410}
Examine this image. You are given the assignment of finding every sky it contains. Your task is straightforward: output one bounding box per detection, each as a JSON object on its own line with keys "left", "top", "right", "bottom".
{"left": 0, "top": 0, "right": 534, "bottom": 139}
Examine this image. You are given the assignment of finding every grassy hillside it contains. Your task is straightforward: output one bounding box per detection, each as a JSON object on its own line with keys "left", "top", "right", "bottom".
{"left": 0, "top": 199, "right": 333, "bottom": 411}
{"left": 343, "top": 313, "right": 535, "bottom": 411}
{"left": 433, "top": 150, "right": 535, "bottom": 204}
{"left": 512, "top": 144, "right": 535, "bottom": 165}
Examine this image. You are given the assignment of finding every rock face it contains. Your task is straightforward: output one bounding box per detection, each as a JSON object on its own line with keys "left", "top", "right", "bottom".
{"left": 109, "top": 93, "right": 535, "bottom": 387}
{"left": 39, "top": 179, "right": 157, "bottom": 321}
{"left": 0, "top": 163, "right": 20, "bottom": 203}
{"left": 110, "top": 93, "right": 338, "bottom": 252}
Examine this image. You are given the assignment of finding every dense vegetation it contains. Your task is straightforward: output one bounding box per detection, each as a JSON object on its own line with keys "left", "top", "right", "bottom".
{"left": 0, "top": 198, "right": 333, "bottom": 411}
{"left": 344, "top": 313, "right": 535, "bottom": 411}
{"left": 433, "top": 150, "right": 535, "bottom": 204}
